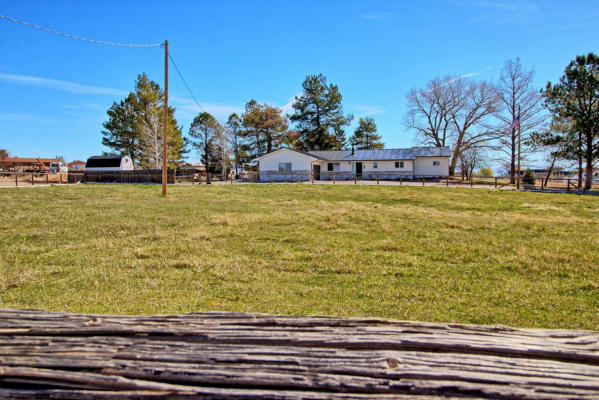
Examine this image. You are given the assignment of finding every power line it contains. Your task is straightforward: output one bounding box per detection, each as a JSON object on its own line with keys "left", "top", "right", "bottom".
{"left": 0, "top": 14, "right": 162, "bottom": 47}
{"left": 167, "top": 49, "right": 206, "bottom": 113}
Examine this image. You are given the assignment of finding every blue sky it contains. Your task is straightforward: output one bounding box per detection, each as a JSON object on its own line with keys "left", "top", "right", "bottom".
{"left": 1, "top": 0, "right": 598, "bottom": 163}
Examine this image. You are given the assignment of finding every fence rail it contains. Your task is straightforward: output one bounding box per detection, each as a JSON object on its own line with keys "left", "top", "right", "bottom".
{"left": 0, "top": 169, "right": 594, "bottom": 192}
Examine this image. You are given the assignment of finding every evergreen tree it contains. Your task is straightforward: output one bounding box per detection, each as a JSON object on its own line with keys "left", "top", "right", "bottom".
{"left": 227, "top": 113, "right": 247, "bottom": 175}
{"left": 241, "top": 100, "right": 288, "bottom": 157}
{"left": 133, "top": 74, "right": 185, "bottom": 169}
{"left": 188, "top": 112, "right": 220, "bottom": 173}
{"left": 544, "top": 53, "right": 599, "bottom": 190}
{"left": 289, "top": 74, "right": 353, "bottom": 150}
{"left": 349, "top": 117, "right": 384, "bottom": 149}
{"left": 101, "top": 93, "right": 139, "bottom": 164}
{"left": 101, "top": 73, "right": 185, "bottom": 169}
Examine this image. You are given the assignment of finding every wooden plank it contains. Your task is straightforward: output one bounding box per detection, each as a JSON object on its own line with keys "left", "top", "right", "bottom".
{"left": 0, "top": 309, "right": 598, "bottom": 399}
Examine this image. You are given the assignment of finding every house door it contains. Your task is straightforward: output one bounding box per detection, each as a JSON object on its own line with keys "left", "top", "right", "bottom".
{"left": 355, "top": 162, "right": 362, "bottom": 177}
{"left": 313, "top": 164, "right": 321, "bottom": 180}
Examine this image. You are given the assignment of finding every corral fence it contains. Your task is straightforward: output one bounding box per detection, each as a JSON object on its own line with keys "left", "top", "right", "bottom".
{"left": 243, "top": 171, "right": 595, "bottom": 192}
{"left": 0, "top": 171, "right": 69, "bottom": 186}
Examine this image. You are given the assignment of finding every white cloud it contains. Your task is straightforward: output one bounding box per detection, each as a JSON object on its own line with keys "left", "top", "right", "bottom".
{"left": 352, "top": 105, "right": 386, "bottom": 117}
{"left": 0, "top": 73, "right": 127, "bottom": 96}
{"left": 0, "top": 112, "right": 60, "bottom": 125}
{"left": 280, "top": 94, "right": 300, "bottom": 115}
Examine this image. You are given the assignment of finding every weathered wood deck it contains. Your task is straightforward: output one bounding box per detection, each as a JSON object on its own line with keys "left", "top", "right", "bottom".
{"left": 0, "top": 309, "right": 598, "bottom": 399}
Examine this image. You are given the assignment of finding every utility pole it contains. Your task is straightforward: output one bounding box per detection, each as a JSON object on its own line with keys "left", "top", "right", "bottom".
{"left": 516, "top": 105, "right": 521, "bottom": 190}
{"left": 162, "top": 40, "right": 168, "bottom": 197}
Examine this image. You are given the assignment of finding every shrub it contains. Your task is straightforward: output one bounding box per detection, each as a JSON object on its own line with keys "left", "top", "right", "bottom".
{"left": 477, "top": 168, "right": 494, "bottom": 178}
{"left": 523, "top": 169, "right": 536, "bottom": 185}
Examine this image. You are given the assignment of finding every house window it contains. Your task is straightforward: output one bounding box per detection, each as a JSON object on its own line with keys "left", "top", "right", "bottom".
{"left": 373, "top": 162, "right": 378, "bottom": 169}
{"left": 433, "top": 161, "right": 441, "bottom": 166}
{"left": 395, "top": 161, "right": 404, "bottom": 168}
{"left": 327, "top": 163, "right": 340, "bottom": 171}
{"left": 278, "top": 163, "right": 292, "bottom": 172}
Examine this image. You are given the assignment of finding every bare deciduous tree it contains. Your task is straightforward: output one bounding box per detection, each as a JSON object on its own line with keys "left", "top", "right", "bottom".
{"left": 406, "top": 77, "right": 460, "bottom": 148}
{"left": 138, "top": 104, "right": 163, "bottom": 169}
{"left": 407, "top": 76, "right": 500, "bottom": 176}
{"left": 494, "top": 58, "right": 546, "bottom": 183}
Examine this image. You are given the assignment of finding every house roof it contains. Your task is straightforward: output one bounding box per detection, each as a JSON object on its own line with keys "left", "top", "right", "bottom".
{"left": 309, "top": 147, "right": 451, "bottom": 161}
{"left": 2, "top": 157, "right": 58, "bottom": 164}
{"left": 68, "top": 160, "right": 86, "bottom": 166}
{"left": 86, "top": 155, "right": 128, "bottom": 168}
{"left": 254, "top": 147, "right": 323, "bottom": 161}
{"left": 254, "top": 146, "right": 451, "bottom": 162}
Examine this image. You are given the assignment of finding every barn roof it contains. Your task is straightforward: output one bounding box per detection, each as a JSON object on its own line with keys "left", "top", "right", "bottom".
{"left": 86, "top": 155, "right": 127, "bottom": 168}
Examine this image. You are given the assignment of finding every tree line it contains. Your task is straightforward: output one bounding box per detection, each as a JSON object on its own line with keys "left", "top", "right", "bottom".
{"left": 102, "top": 53, "right": 597, "bottom": 188}
{"left": 102, "top": 73, "right": 384, "bottom": 177}
{"left": 406, "top": 53, "right": 599, "bottom": 189}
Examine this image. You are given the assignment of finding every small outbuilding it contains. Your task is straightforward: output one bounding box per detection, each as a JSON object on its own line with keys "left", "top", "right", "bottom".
{"left": 85, "top": 155, "right": 134, "bottom": 172}
{"left": 67, "top": 160, "right": 86, "bottom": 171}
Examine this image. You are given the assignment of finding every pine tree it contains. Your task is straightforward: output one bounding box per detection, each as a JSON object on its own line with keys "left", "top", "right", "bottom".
{"left": 102, "top": 93, "right": 139, "bottom": 164}
{"left": 544, "top": 53, "right": 599, "bottom": 190}
{"left": 188, "top": 112, "right": 220, "bottom": 173}
{"left": 241, "top": 100, "right": 288, "bottom": 157}
{"left": 101, "top": 73, "right": 185, "bottom": 169}
{"left": 349, "top": 117, "right": 384, "bottom": 149}
{"left": 289, "top": 74, "right": 353, "bottom": 150}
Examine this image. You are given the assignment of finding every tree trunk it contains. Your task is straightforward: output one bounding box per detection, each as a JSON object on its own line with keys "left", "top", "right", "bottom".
{"left": 510, "top": 129, "right": 516, "bottom": 184}
{"left": 577, "top": 131, "right": 583, "bottom": 189}
{"left": 544, "top": 155, "right": 556, "bottom": 188}
{"left": 585, "top": 132, "right": 593, "bottom": 190}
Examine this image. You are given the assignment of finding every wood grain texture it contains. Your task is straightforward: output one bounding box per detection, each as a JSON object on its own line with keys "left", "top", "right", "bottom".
{"left": 0, "top": 309, "right": 598, "bottom": 399}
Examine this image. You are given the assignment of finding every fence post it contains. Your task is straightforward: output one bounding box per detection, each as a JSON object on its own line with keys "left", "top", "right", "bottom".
{"left": 470, "top": 176, "right": 473, "bottom": 188}
{"left": 31, "top": 172, "right": 34, "bottom": 186}
{"left": 311, "top": 171, "right": 314, "bottom": 184}
{"left": 447, "top": 176, "right": 449, "bottom": 187}
{"left": 231, "top": 173, "right": 233, "bottom": 184}
{"left": 270, "top": 173, "right": 273, "bottom": 184}
{"left": 422, "top": 177, "right": 425, "bottom": 186}
{"left": 59, "top": 173, "right": 62, "bottom": 185}
{"left": 354, "top": 173, "right": 357, "bottom": 185}
{"left": 567, "top": 179, "right": 570, "bottom": 192}
{"left": 15, "top": 172, "right": 18, "bottom": 187}
{"left": 333, "top": 172, "right": 336, "bottom": 185}
{"left": 400, "top": 175, "right": 402, "bottom": 186}
{"left": 291, "top": 172, "right": 294, "bottom": 183}
{"left": 377, "top": 174, "right": 379, "bottom": 185}
{"left": 495, "top": 177, "right": 498, "bottom": 188}
{"left": 46, "top": 173, "right": 49, "bottom": 184}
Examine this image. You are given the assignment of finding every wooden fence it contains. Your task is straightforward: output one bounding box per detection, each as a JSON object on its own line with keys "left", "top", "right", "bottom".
{"left": 0, "top": 308, "right": 598, "bottom": 399}
{"left": 83, "top": 169, "right": 175, "bottom": 184}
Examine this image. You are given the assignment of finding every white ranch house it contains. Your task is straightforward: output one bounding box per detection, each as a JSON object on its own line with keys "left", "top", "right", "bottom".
{"left": 255, "top": 147, "right": 450, "bottom": 181}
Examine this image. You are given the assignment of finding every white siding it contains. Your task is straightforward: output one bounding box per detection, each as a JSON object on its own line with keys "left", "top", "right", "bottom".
{"left": 258, "top": 149, "right": 315, "bottom": 172}
{"left": 257, "top": 149, "right": 315, "bottom": 181}
{"left": 414, "top": 157, "right": 449, "bottom": 177}
{"left": 361, "top": 160, "right": 413, "bottom": 172}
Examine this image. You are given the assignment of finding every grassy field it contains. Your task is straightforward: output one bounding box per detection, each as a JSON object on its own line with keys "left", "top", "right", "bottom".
{"left": 1, "top": 184, "right": 598, "bottom": 329}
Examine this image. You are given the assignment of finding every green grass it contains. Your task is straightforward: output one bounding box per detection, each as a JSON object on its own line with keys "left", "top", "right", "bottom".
{"left": 1, "top": 184, "right": 598, "bottom": 329}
